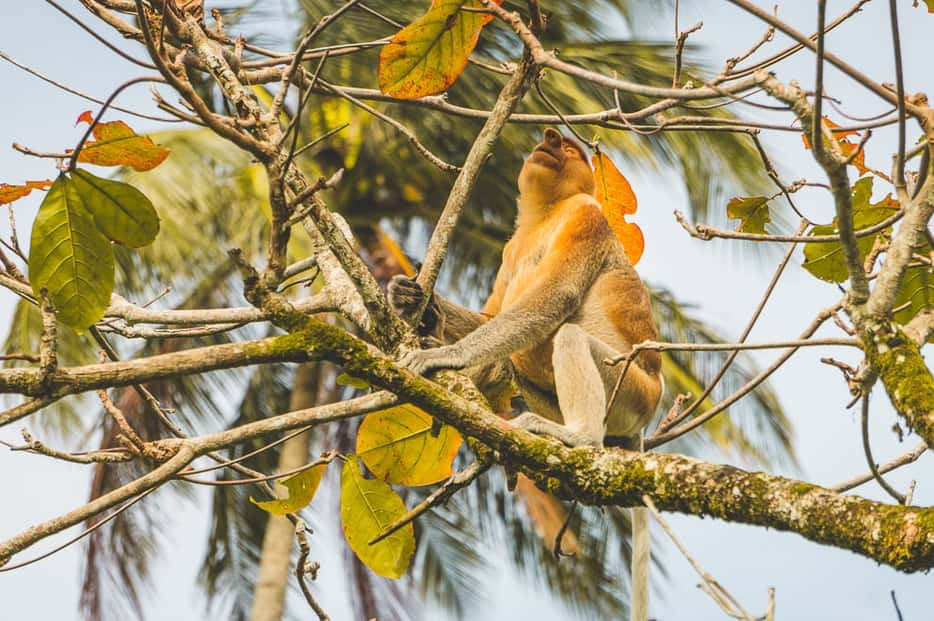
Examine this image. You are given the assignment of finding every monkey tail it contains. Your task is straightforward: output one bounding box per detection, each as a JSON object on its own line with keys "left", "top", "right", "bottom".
{"left": 630, "top": 505, "right": 650, "bottom": 621}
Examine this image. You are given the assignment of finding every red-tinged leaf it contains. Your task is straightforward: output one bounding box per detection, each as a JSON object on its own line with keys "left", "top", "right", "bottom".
{"left": 0, "top": 180, "right": 53, "bottom": 206}
{"left": 592, "top": 152, "right": 644, "bottom": 265}
{"left": 378, "top": 0, "right": 502, "bottom": 99}
{"left": 75, "top": 110, "right": 94, "bottom": 126}
{"left": 802, "top": 116, "right": 889, "bottom": 179}
{"left": 923, "top": 0, "right": 934, "bottom": 13}
{"left": 801, "top": 117, "right": 859, "bottom": 149}
{"left": 74, "top": 120, "right": 170, "bottom": 171}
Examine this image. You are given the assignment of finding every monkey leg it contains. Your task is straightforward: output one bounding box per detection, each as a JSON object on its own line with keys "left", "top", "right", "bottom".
{"left": 512, "top": 323, "right": 608, "bottom": 447}
{"left": 512, "top": 323, "right": 661, "bottom": 447}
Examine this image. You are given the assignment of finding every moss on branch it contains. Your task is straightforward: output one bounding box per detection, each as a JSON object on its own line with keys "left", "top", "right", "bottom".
{"left": 863, "top": 321, "right": 934, "bottom": 448}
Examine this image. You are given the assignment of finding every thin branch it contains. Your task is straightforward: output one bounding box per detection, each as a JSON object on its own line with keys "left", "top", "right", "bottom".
{"left": 484, "top": 1, "right": 765, "bottom": 101}
{"left": 812, "top": 0, "right": 827, "bottom": 153}
{"left": 44, "top": 0, "right": 157, "bottom": 69}
{"left": 0, "top": 50, "right": 177, "bottom": 122}
{"left": 833, "top": 440, "right": 928, "bottom": 493}
{"left": 658, "top": 220, "right": 807, "bottom": 432}
{"left": 316, "top": 79, "right": 459, "bottom": 173}
{"left": 368, "top": 461, "right": 489, "bottom": 545}
{"left": 861, "top": 393, "right": 908, "bottom": 504}
{"left": 0, "top": 489, "right": 154, "bottom": 572}
{"left": 727, "top": 0, "right": 914, "bottom": 110}
{"left": 643, "top": 495, "right": 756, "bottom": 620}
{"left": 294, "top": 519, "right": 330, "bottom": 621}
{"left": 648, "top": 304, "right": 840, "bottom": 449}
{"left": 888, "top": 0, "right": 907, "bottom": 194}
{"left": 413, "top": 36, "right": 538, "bottom": 322}
{"left": 607, "top": 336, "right": 859, "bottom": 365}
{"left": 673, "top": 21, "right": 703, "bottom": 88}
{"left": 675, "top": 208, "right": 903, "bottom": 244}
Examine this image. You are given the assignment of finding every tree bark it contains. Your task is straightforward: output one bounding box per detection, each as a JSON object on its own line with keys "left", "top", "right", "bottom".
{"left": 249, "top": 363, "right": 319, "bottom": 621}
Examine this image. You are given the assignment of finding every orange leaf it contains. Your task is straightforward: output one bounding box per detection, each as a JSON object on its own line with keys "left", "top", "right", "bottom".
{"left": 75, "top": 110, "right": 94, "bottom": 126}
{"left": 592, "top": 152, "right": 644, "bottom": 265}
{"left": 613, "top": 220, "right": 645, "bottom": 266}
{"left": 592, "top": 152, "right": 637, "bottom": 215}
{"left": 74, "top": 119, "right": 170, "bottom": 171}
{"left": 801, "top": 116, "right": 889, "bottom": 180}
{"left": 801, "top": 117, "right": 859, "bottom": 150}
{"left": 0, "top": 180, "right": 53, "bottom": 206}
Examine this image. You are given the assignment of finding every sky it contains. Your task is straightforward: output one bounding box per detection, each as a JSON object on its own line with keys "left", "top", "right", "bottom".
{"left": 1, "top": 1, "right": 932, "bottom": 620}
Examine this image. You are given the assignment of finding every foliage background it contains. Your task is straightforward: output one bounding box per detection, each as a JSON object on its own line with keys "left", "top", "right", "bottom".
{"left": 0, "top": 1, "right": 932, "bottom": 619}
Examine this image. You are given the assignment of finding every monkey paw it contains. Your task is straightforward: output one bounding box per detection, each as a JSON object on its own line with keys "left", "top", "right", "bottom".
{"left": 387, "top": 275, "right": 425, "bottom": 315}
{"left": 398, "top": 346, "right": 466, "bottom": 376}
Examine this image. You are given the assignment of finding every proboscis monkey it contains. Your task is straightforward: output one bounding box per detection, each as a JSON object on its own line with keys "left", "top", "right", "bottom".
{"left": 389, "top": 128, "right": 662, "bottom": 621}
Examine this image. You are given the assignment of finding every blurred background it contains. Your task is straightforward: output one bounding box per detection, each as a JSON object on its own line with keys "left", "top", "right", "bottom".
{"left": 1, "top": 1, "right": 931, "bottom": 619}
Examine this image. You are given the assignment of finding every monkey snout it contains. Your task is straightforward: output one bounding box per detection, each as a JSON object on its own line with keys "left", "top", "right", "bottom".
{"left": 543, "top": 127, "right": 562, "bottom": 148}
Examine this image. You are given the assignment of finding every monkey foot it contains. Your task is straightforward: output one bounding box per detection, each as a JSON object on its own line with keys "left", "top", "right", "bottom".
{"left": 510, "top": 412, "right": 603, "bottom": 448}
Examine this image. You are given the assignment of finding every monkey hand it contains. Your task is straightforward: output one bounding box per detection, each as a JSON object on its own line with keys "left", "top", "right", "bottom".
{"left": 387, "top": 275, "right": 426, "bottom": 316}
{"left": 398, "top": 345, "right": 466, "bottom": 376}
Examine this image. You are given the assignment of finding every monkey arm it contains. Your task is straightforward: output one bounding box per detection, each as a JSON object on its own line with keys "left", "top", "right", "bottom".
{"left": 387, "top": 274, "right": 488, "bottom": 343}
{"left": 428, "top": 295, "right": 489, "bottom": 344}
{"left": 400, "top": 208, "right": 609, "bottom": 375}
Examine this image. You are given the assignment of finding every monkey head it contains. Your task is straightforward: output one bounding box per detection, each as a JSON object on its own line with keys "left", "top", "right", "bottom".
{"left": 518, "top": 128, "right": 595, "bottom": 204}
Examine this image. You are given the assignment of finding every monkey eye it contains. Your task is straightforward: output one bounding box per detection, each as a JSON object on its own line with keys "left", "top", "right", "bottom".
{"left": 562, "top": 145, "right": 578, "bottom": 157}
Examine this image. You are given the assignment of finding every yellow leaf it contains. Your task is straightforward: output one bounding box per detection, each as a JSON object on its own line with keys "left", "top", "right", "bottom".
{"left": 340, "top": 457, "right": 415, "bottom": 579}
{"left": 250, "top": 463, "right": 327, "bottom": 515}
{"left": 378, "top": 1, "right": 501, "bottom": 99}
{"left": 357, "top": 404, "right": 462, "bottom": 486}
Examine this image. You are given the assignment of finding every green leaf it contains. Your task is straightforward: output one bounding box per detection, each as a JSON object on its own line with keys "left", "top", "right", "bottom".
{"left": 336, "top": 372, "right": 370, "bottom": 390}
{"left": 340, "top": 457, "right": 415, "bottom": 579}
{"left": 357, "top": 404, "right": 463, "bottom": 486}
{"left": 726, "top": 195, "right": 771, "bottom": 234}
{"left": 71, "top": 168, "right": 160, "bottom": 248}
{"left": 801, "top": 177, "right": 898, "bottom": 283}
{"left": 28, "top": 175, "right": 114, "bottom": 330}
{"left": 377, "top": 0, "right": 498, "bottom": 99}
{"left": 250, "top": 463, "right": 327, "bottom": 515}
{"left": 893, "top": 240, "right": 934, "bottom": 327}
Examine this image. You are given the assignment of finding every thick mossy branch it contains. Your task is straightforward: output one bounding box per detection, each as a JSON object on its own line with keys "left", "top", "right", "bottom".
{"left": 863, "top": 322, "right": 934, "bottom": 448}
{"left": 297, "top": 318, "right": 934, "bottom": 573}
{"left": 0, "top": 334, "right": 319, "bottom": 399}
{"left": 5, "top": 315, "right": 933, "bottom": 571}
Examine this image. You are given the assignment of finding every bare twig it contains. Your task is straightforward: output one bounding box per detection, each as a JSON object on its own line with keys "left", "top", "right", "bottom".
{"left": 294, "top": 519, "right": 330, "bottom": 621}
{"left": 831, "top": 441, "right": 928, "bottom": 493}
{"left": 368, "top": 461, "right": 490, "bottom": 545}
{"left": 861, "top": 393, "right": 908, "bottom": 503}
{"left": 642, "top": 495, "right": 756, "bottom": 621}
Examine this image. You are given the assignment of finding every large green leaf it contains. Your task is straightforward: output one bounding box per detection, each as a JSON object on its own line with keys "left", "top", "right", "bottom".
{"left": 357, "top": 404, "right": 463, "bottom": 486}
{"left": 340, "top": 457, "right": 415, "bottom": 579}
{"left": 802, "top": 177, "right": 898, "bottom": 283}
{"left": 28, "top": 174, "right": 114, "bottom": 330}
{"left": 71, "top": 168, "right": 160, "bottom": 248}
{"left": 378, "top": 0, "right": 497, "bottom": 99}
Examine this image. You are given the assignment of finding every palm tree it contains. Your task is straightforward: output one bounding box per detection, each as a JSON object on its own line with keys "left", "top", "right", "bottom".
{"left": 3, "top": 2, "right": 794, "bottom": 619}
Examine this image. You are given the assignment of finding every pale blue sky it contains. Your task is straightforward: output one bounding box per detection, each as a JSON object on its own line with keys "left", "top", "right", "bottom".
{"left": 1, "top": 1, "right": 932, "bottom": 620}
